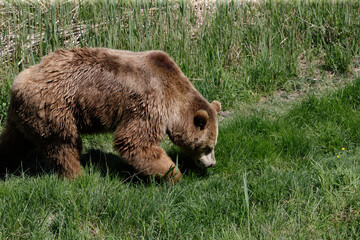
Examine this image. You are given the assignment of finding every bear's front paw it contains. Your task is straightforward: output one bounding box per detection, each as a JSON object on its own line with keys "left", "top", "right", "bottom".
{"left": 162, "top": 165, "right": 182, "bottom": 184}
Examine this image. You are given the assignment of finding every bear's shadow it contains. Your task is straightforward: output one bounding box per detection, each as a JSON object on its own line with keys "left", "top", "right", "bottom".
{"left": 1, "top": 148, "right": 209, "bottom": 182}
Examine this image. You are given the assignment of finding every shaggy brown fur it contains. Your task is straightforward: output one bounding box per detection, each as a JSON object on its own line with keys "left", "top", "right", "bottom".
{"left": 0, "top": 48, "right": 221, "bottom": 182}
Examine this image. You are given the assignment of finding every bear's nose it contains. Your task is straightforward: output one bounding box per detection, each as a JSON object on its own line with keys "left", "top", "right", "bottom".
{"left": 209, "top": 163, "right": 216, "bottom": 167}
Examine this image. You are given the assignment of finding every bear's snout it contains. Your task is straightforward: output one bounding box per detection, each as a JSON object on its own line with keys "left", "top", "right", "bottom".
{"left": 195, "top": 150, "right": 217, "bottom": 168}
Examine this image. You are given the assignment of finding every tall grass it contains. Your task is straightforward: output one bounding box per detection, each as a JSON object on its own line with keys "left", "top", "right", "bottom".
{"left": 1, "top": 0, "right": 359, "bottom": 114}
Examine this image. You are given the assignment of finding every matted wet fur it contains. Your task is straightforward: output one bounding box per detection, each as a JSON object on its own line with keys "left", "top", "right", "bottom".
{"left": 0, "top": 48, "right": 221, "bottom": 183}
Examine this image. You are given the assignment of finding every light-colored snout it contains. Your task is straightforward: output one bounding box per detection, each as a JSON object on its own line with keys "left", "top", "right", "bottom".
{"left": 194, "top": 150, "right": 217, "bottom": 168}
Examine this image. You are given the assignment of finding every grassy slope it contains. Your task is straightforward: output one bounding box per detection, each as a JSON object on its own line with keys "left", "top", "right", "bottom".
{"left": 1, "top": 0, "right": 360, "bottom": 239}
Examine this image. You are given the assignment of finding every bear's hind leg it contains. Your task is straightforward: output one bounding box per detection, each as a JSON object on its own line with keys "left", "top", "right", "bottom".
{"left": 44, "top": 140, "right": 83, "bottom": 179}
{"left": 0, "top": 123, "right": 36, "bottom": 174}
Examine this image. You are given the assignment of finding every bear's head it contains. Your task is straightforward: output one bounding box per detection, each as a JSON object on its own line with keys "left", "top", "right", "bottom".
{"left": 190, "top": 100, "right": 221, "bottom": 168}
{"left": 168, "top": 100, "right": 221, "bottom": 169}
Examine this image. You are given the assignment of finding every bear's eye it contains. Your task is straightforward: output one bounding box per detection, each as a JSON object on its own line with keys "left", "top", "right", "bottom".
{"left": 204, "top": 147, "right": 212, "bottom": 155}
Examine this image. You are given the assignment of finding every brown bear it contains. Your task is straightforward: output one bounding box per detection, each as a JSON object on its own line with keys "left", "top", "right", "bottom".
{"left": 0, "top": 48, "right": 221, "bottom": 182}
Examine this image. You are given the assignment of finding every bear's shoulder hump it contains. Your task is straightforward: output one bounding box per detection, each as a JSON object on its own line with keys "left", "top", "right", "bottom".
{"left": 146, "top": 51, "right": 180, "bottom": 75}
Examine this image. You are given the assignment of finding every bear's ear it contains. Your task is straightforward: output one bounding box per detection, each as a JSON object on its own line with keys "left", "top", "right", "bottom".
{"left": 211, "top": 101, "right": 221, "bottom": 113}
{"left": 194, "top": 110, "right": 209, "bottom": 130}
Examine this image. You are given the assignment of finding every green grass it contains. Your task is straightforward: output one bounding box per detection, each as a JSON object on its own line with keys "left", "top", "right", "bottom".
{"left": 3, "top": 79, "right": 360, "bottom": 238}
{"left": 1, "top": 0, "right": 360, "bottom": 239}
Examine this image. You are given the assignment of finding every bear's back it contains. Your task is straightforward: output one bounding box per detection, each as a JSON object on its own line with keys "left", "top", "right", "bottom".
{"left": 9, "top": 48, "right": 200, "bottom": 133}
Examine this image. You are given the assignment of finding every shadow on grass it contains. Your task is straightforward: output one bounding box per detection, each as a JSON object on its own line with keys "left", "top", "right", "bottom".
{"left": 0, "top": 148, "right": 210, "bottom": 182}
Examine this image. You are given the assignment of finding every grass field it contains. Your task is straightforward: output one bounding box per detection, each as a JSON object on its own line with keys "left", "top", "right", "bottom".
{"left": 1, "top": 0, "right": 360, "bottom": 239}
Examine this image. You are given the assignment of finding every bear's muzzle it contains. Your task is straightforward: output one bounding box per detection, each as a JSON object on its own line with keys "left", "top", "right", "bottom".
{"left": 195, "top": 150, "right": 217, "bottom": 168}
